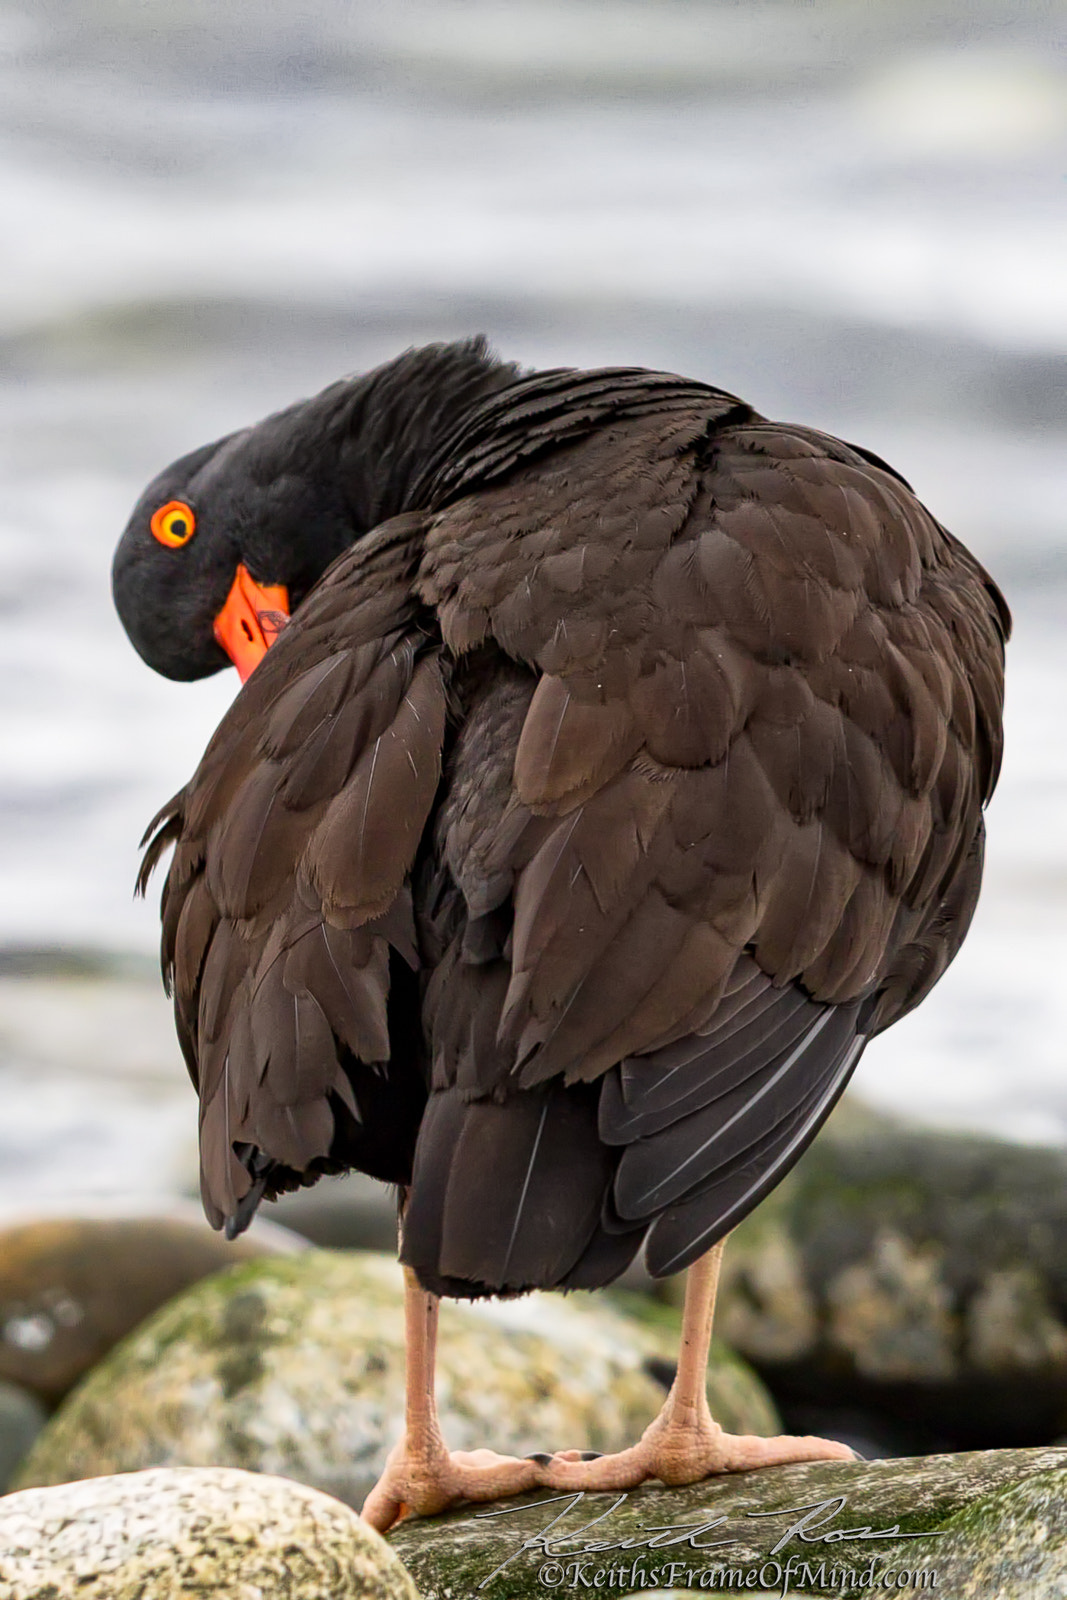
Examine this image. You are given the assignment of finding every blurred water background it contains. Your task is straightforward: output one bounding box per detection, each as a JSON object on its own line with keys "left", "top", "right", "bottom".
{"left": 0, "top": 0, "right": 1064, "bottom": 1209}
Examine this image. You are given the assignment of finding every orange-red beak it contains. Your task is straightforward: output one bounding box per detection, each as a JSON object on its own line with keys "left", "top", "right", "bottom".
{"left": 213, "top": 564, "right": 290, "bottom": 682}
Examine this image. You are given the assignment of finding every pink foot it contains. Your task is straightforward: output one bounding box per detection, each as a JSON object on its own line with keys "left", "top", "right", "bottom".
{"left": 537, "top": 1410, "right": 855, "bottom": 1492}
{"left": 362, "top": 1416, "right": 854, "bottom": 1530}
{"left": 361, "top": 1433, "right": 543, "bottom": 1532}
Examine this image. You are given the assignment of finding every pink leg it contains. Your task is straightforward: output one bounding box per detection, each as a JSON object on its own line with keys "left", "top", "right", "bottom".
{"left": 361, "top": 1268, "right": 543, "bottom": 1531}
{"left": 363, "top": 1239, "right": 853, "bottom": 1530}
{"left": 538, "top": 1239, "right": 854, "bottom": 1492}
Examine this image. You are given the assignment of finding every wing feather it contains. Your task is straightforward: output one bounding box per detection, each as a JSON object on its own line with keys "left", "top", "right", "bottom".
{"left": 141, "top": 513, "right": 440, "bottom": 1231}
{"left": 404, "top": 394, "right": 1007, "bottom": 1288}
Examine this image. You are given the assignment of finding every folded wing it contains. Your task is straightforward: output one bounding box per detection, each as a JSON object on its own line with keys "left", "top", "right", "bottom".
{"left": 141, "top": 513, "right": 445, "bottom": 1231}
{"left": 404, "top": 382, "right": 1007, "bottom": 1289}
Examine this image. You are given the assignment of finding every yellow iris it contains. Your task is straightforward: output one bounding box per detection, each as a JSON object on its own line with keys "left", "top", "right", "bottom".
{"left": 150, "top": 500, "right": 196, "bottom": 548}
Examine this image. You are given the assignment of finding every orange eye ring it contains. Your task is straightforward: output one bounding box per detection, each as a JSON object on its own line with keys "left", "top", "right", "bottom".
{"left": 150, "top": 500, "right": 197, "bottom": 548}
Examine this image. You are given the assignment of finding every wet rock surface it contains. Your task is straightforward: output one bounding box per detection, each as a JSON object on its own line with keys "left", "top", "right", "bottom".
{"left": 0, "top": 1212, "right": 300, "bottom": 1405}
{"left": 0, "top": 1465, "right": 417, "bottom": 1600}
{"left": 389, "top": 1446, "right": 1067, "bottom": 1600}
{"left": 708, "top": 1102, "right": 1067, "bottom": 1450}
{"left": 14, "top": 1250, "right": 777, "bottom": 1509}
{"left": 0, "top": 1378, "right": 46, "bottom": 1492}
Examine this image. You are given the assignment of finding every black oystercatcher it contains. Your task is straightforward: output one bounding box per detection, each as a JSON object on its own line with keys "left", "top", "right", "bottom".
{"left": 112, "top": 339, "right": 1009, "bottom": 1528}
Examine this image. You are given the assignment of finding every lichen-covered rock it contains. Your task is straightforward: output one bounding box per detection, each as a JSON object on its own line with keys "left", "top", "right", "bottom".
{"left": 389, "top": 1446, "right": 1067, "bottom": 1600}
{"left": 704, "top": 1099, "right": 1067, "bottom": 1447}
{"left": 927, "top": 1465, "right": 1067, "bottom": 1597}
{"left": 0, "top": 1466, "right": 417, "bottom": 1599}
{"left": 0, "top": 1211, "right": 301, "bottom": 1405}
{"left": 14, "top": 1251, "right": 777, "bottom": 1509}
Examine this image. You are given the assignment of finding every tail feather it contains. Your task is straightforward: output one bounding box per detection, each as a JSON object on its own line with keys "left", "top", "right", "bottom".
{"left": 558, "top": 1220, "right": 645, "bottom": 1289}
{"left": 401, "top": 1082, "right": 614, "bottom": 1295}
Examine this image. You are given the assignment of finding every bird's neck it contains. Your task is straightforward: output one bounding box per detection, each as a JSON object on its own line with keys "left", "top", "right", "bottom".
{"left": 322, "top": 339, "right": 522, "bottom": 533}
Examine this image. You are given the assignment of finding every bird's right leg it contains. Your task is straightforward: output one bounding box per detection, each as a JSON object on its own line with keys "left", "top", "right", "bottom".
{"left": 360, "top": 1266, "right": 543, "bottom": 1532}
{"left": 537, "top": 1239, "right": 853, "bottom": 1492}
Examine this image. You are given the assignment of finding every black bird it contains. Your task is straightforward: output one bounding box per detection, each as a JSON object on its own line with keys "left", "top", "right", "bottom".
{"left": 113, "top": 338, "right": 1009, "bottom": 1527}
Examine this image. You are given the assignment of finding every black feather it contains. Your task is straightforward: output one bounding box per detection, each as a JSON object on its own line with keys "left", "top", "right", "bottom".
{"left": 401, "top": 1082, "right": 611, "bottom": 1296}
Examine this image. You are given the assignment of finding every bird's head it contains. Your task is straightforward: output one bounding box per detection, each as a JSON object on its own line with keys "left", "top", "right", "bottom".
{"left": 112, "top": 338, "right": 521, "bottom": 683}
{"left": 111, "top": 405, "right": 357, "bottom": 683}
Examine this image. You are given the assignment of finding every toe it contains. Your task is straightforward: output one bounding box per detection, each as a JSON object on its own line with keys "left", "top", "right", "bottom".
{"left": 361, "top": 1483, "right": 405, "bottom": 1533}
{"left": 711, "top": 1432, "right": 857, "bottom": 1472}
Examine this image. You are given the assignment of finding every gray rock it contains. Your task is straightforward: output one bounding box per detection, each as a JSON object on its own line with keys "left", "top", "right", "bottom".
{"left": 267, "top": 1170, "right": 400, "bottom": 1251}
{"left": 702, "top": 1098, "right": 1067, "bottom": 1447}
{"left": 0, "top": 1465, "right": 418, "bottom": 1599}
{"left": 0, "top": 1379, "right": 46, "bottom": 1492}
{"left": 14, "top": 1251, "right": 777, "bottom": 1509}
{"left": 388, "top": 1445, "right": 1067, "bottom": 1600}
{"left": 0, "top": 1210, "right": 301, "bottom": 1405}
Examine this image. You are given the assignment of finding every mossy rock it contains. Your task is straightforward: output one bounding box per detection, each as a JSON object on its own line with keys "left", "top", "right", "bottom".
{"left": 0, "top": 1466, "right": 416, "bottom": 1599}
{"left": 389, "top": 1445, "right": 1067, "bottom": 1599}
{"left": 704, "top": 1101, "right": 1067, "bottom": 1446}
{"left": 14, "top": 1251, "right": 776, "bottom": 1509}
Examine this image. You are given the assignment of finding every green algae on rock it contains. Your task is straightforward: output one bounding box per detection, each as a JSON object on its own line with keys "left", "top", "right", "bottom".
{"left": 13, "top": 1250, "right": 776, "bottom": 1509}
{"left": 707, "top": 1100, "right": 1067, "bottom": 1447}
{"left": 388, "top": 1446, "right": 1067, "bottom": 1600}
{"left": 0, "top": 1465, "right": 417, "bottom": 1600}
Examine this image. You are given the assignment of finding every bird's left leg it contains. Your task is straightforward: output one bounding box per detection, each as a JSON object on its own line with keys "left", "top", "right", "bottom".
{"left": 361, "top": 1266, "right": 543, "bottom": 1532}
{"left": 537, "top": 1238, "right": 854, "bottom": 1492}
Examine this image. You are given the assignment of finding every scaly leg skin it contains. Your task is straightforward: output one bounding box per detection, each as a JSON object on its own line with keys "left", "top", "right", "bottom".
{"left": 361, "top": 1267, "right": 543, "bottom": 1531}
{"left": 538, "top": 1239, "right": 854, "bottom": 1493}
{"left": 361, "top": 1241, "right": 854, "bottom": 1531}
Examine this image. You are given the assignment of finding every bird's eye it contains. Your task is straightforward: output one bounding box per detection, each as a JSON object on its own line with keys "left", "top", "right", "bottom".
{"left": 150, "top": 500, "right": 197, "bottom": 549}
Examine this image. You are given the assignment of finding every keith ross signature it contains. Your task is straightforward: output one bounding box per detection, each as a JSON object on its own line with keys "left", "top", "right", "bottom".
{"left": 474, "top": 1491, "right": 943, "bottom": 1586}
